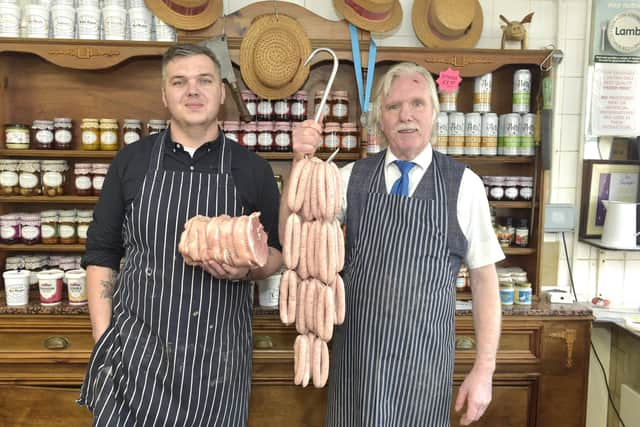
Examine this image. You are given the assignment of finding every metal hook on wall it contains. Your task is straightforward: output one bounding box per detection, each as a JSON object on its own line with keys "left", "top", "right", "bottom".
{"left": 541, "top": 44, "right": 564, "bottom": 72}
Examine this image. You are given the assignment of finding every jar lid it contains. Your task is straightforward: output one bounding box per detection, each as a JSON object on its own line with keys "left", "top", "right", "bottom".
{"left": 100, "top": 121, "right": 118, "bottom": 129}
{"left": 341, "top": 122, "right": 357, "bottom": 130}
{"left": 58, "top": 209, "right": 77, "bottom": 217}
{"left": 100, "top": 118, "right": 118, "bottom": 123}
{"left": 40, "top": 210, "right": 59, "bottom": 219}
{"left": 333, "top": 90, "right": 348, "bottom": 98}
{"left": 315, "top": 89, "right": 331, "bottom": 98}
{"left": 32, "top": 120, "right": 54, "bottom": 128}
{"left": 42, "top": 159, "right": 69, "bottom": 171}
{"left": 293, "top": 90, "right": 307, "bottom": 98}
{"left": 123, "top": 119, "right": 142, "bottom": 127}
{"left": 515, "top": 281, "right": 531, "bottom": 288}
{"left": 91, "top": 163, "right": 110, "bottom": 173}
{"left": 257, "top": 122, "right": 274, "bottom": 130}
{"left": 223, "top": 121, "right": 241, "bottom": 131}
{"left": 0, "top": 159, "right": 19, "bottom": 170}
{"left": 499, "top": 282, "right": 514, "bottom": 288}
{"left": 21, "top": 213, "right": 41, "bottom": 221}
{"left": 324, "top": 122, "right": 341, "bottom": 131}
{"left": 148, "top": 119, "right": 167, "bottom": 125}
{"left": 274, "top": 121, "right": 291, "bottom": 130}
{"left": 242, "top": 122, "right": 257, "bottom": 131}
{"left": 74, "top": 162, "right": 92, "bottom": 169}
{"left": 81, "top": 120, "right": 99, "bottom": 128}
{"left": 17, "top": 160, "right": 41, "bottom": 172}
{"left": 54, "top": 117, "right": 72, "bottom": 123}
{"left": 76, "top": 209, "right": 93, "bottom": 218}
{"left": 0, "top": 213, "right": 19, "bottom": 221}
{"left": 241, "top": 90, "right": 257, "bottom": 98}
{"left": 4, "top": 123, "right": 29, "bottom": 129}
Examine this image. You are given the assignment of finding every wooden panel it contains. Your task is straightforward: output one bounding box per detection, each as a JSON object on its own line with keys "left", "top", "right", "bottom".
{"left": 0, "top": 331, "right": 93, "bottom": 363}
{"left": 249, "top": 384, "right": 327, "bottom": 427}
{"left": 0, "top": 385, "right": 92, "bottom": 426}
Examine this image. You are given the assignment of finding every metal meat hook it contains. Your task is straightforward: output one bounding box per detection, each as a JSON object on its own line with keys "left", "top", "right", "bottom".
{"left": 304, "top": 47, "right": 339, "bottom": 124}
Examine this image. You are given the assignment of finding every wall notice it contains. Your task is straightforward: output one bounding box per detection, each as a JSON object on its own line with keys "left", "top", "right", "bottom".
{"left": 591, "top": 62, "right": 640, "bottom": 136}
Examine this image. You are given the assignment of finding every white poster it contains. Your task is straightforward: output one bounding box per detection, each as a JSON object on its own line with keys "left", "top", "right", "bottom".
{"left": 591, "top": 62, "right": 640, "bottom": 136}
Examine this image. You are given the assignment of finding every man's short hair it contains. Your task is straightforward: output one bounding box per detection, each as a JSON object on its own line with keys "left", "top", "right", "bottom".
{"left": 162, "top": 44, "right": 222, "bottom": 83}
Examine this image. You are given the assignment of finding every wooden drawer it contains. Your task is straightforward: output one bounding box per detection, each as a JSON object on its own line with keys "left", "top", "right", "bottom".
{"left": 0, "top": 331, "right": 93, "bottom": 364}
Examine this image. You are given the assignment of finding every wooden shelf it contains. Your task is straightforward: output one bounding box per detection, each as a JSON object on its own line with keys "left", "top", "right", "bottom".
{"left": 451, "top": 156, "right": 535, "bottom": 165}
{"left": 0, "top": 149, "right": 117, "bottom": 158}
{"left": 502, "top": 247, "right": 536, "bottom": 255}
{"left": 0, "top": 196, "right": 98, "bottom": 203}
{"left": 490, "top": 201, "right": 533, "bottom": 209}
{"left": 256, "top": 151, "right": 360, "bottom": 161}
{"left": 0, "top": 244, "right": 85, "bottom": 252}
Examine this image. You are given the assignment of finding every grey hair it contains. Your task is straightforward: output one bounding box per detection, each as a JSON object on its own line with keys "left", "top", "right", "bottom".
{"left": 161, "top": 43, "right": 222, "bottom": 83}
{"left": 370, "top": 62, "right": 440, "bottom": 147}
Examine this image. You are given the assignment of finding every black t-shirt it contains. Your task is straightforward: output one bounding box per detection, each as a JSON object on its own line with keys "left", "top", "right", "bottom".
{"left": 81, "top": 131, "right": 281, "bottom": 270}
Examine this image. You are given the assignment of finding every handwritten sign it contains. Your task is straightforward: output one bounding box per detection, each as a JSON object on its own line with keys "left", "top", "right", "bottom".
{"left": 436, "top": 68, "right": 462, "bottom": 93}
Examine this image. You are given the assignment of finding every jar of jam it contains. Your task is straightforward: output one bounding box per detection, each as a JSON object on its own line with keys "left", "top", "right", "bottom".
{"left": 73, "top": 163, "right": 93, "bottom": 196}
{"left": 291, "top": 90, "right": 308, "bottom": 122}
{"left": 257, "top": 98, "right": 273, "bottom": 122}
{"left": 273, "top": 98, "right": 290, "bottom": 121}
{"left": 123, "top": 119, "right": 142, "bottom": 145}
{"left": 241, "top": 90, "right": 258, "bottom": 121}
{"left": 331, "top": 90, "right": 349, "bottom": 123}
{"left": 488, "top": 176, "right": 505, "bottom": 201}
{"left": 323, "top": 122, "right": 341, "bottom": 152}
{"left": 99, "top": 119, "right": 119, "bottom": 150}
{"left": 41, "top": 160, "right": 68, "bottom": 197}
{"left": 314, "top": 90, "right": 332, "bottom": 121}
{"left": 76, "top": 209, "right": 93, "bottom": 244}
{"left": 18, "top": 160, "right": 41, "bottom": 196}
{"left": 4, "top": 123, "right": 30, "bottom": 149}
{"left": 0, "top": 159, "right": 20, "bottom": 195}
{"left": 519, "top": 176, "right": 533, "bottom": 201}
{"left": 223, "top": 121, "right": 241, "bottom": 143}
{"left": 147, "top": 119, "right": 167, "bottom": 135}
{"left": 53, "top": 118, "right": 73, "bottom": 149}
{"left": 40, "top": 210, "right": 59, "bottom": 244}
{"left": 58, "top": 209, "right": 77, "bottom": 244}
{"left": 341, "top": 122, "right": 359, "bottom": 153}
{"left": 256, "top": 121, "right": 274, "bottom": 152}
{"left": 32, "top": 120, "right": 54, "bottom": 149}
{"left": 504, "top": 177, "right": 519, "bottom": 201}
{"left": 80, "top": 118, "right": 99, "bottom": 150}
{"left": 91, "top": 163, "right": 109, "bottom": 196}
{"left": 5, "top": 256, "right": 25, "bottom": 271}
{"left": 20, "top": 213, "right": 41, "bottom": 245}
{"left": 274, "top": 121, "right": 291, "bottom": 152}
{"left": 0, "top": 213, "right": 20, "bottom": 244}
{"left": 241, "top": 122, "right": 257, "bottom": 151}
{"left": 515, "top": 218, "right": 529, "bottom": 247}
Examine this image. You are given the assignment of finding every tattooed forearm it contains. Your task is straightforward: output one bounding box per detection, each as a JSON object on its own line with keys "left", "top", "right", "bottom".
{"left": 99, "top": 270, "right": 116, "bottom": 300}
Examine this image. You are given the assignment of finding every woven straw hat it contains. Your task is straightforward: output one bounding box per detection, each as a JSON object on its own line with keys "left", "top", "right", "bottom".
{"left": 333, "top": 0, "right": 402, "bottom": 33}
{"left": 144, "top": 0, "right": 222, "bottom": 31}
{"left": 240, "top": 14, "right": 312, "bottom": 100}
{"left": 412, "top": 0, "right": 483, "bottom": 48}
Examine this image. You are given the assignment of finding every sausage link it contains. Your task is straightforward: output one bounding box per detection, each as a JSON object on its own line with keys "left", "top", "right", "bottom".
{"left": 297, "top": 221, "right": 310, "bottom": 279}
{"left": 324, "top": 161, "right": 336, "bottom": 221}
{"left": 330, "top": 274, "right": 346, "bottom": 325}
{"left": 287, "top": 270, "right": 298, "bottom": 324}
{"left": 336, "top": 222, "right": 345, "bottom": 273}
{"left": 283, "top": 213, "right": 301, "bottom": 269}
{"left": 326, "top": 219, "right": 337, "bottom": 284}
{"left": 287, "top": 158, "right": 309, "bottom": 212}
{"left": 312, "top": 339, "right": 330, "bottom": 388}
{"left": 305, "top": 279, "right": 318, "bottom": 334}
{"left": 302, "top": 161, "right": 315, "bottom": 221}
{"left": 307, "top": 221, "right": 318, "bottom": 279}
{"left": 314, "top": 282, "right": 326, "bottom": 341}
{"left": 295, "top": 279, "right": 308, "bottom": 335}
{"left": 293, "top": 160, "right": 314, "bottom": 212}
{"left": 279, "top": 269, "right": 290, "bottom": 325}
{"left": 329, "top": 162, "right": 343, "bottom": 217}
{"left": 317, "top": 221, "right": 329, "bottom": 284}
{"left": 294, "top": 334, "right": 308, "bottom": 385}
{"left": 319, "top": 286, "right": 335, "bottom": 342}
{"left": 306, "top": 332, "right": 316, "bottom": 387}
{"left": 317, "top": 162, "right": 327, "bottom": 220}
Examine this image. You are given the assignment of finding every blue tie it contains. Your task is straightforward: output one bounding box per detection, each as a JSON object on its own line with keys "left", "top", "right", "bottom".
{"left": 390, "top": 160, "right": 416, "bottom": 196}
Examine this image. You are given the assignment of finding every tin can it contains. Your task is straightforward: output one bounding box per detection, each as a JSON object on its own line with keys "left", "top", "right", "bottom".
{"left": 502, "top": 113, "right": 521, "bottom": 156}
{"left": 434, "top": 112, "right": 448, "bottom": 154}
{"left": 512, "top": 69, "right": 531, "bottom": 113}
{"left": 481, "top": 113, "right": 498, "bottom": 156}
{"left": 464, "top": 113, "right": 481, "bottom": 156}
{"left": 473, "top": 73, "right": 492, "bottom": 112}
{"left": 447, "top": 112, "right": 465, "bottom": 156}
{"left": 438, "top": 89, "right": 458, "bottom": 112}
{"left": 519, "top": 113, "right": 536, "bottom": 156}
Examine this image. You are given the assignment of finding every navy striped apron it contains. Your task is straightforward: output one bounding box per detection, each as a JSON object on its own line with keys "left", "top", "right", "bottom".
{"left": 327, "top": 153, "right": 457, "bottom": 427}
{"left": 78, "top": 130, "right": 252, "bottom": 427}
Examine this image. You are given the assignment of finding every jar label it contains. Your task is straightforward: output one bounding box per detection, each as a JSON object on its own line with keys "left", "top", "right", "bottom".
{"left": 6, "top": 130, "right": 29, "bottom": 143}
{"left": 257, "top": 101, "right": 273, "bottom": 115}
{"left": 100, "top": 130, "right": 117, "bottom": 144}
{"left": 504, "top": 187, "right": 519, "bottom": 200}
{"left": 342, "top": 135, "right": 357, "bottom": 149}
{"left": 245, "top": 102, "right": 257, "bottom": 116}
{"left": 39, "top": 280, "right": 61, "bottom": 300}
{"left": 124, "top": 131, "right": 140, "bottom": 144}
{"left": 257, "top": 133, "right": 273, "bottom": 147}
{"left": 59, "top": 224, "right": 75, "bottom": 238}
{"left": 243, "top": 133, "right": 257, "bottom": 148}
{"left": 77, "top": 224, "right": 89, "bottom": 239}
{"left": 53, "top": 15, "right": 74, "bottom": 37}
{"left": 93, "top": 176, "right": 105, "bottom": 190}
{"left": 42, "top": 224, "right": 57, "bottom": 239}
{"left": 275, "top": 133, "right": 291, "bottom": 147}
{"left": 0, "top": 171, "right": 18, "bottom": 186}
{"left": 520, "top": 187, "right": 533, "bottom": 200}
{"left": 324, "top": 134, "right": 340, "bottom": 149}
{"left": 35, "top": 129, "right": 54, "bottom": 143}
{"left": 55, "top": 129, "right": 72, "bottom": 143}
{"left": 26, "top": 13, "right": 48, "bottom": 36}
{"left": 0, "top": 14, "right": 19, "bottom": 36}
{"left": 489, "top": 187, "right": 504, "bottom": 199}
{"left": 19, "top": 173, "right": 38, "bottom": 189}
{"left": 75, "top": 176, "right": 92, "bottom": 190}
{"left": 68, "top": 280, "right": 87, "bottom": 302}
{"left": 274, "top": 101, "right": 289, "bottom": 115}
{"left": 82, "top": 131, "right": 98, "bottom": 144}
{"left": 332, "top": 103, "right": 348, "bottom": 118}
{"left": 21, "top": 225, "right": 40, "bottom": 240}
{"left": 291, "top": 102, "right": 305, "bottom": 116}
{"left": 43, "top": 171, "right": 63, "bottom": 187}
{"left": 1, "top": 225, "right": 17, "bottom": 239}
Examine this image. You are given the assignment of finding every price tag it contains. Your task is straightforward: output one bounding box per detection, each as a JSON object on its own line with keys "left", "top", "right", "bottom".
{"left": 436, "top": 68, "right": 462, "bottom": 93}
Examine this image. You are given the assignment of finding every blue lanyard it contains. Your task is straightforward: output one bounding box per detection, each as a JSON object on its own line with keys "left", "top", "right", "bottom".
{"left": 350, "top": 24, "right": 377, "bottom": 117}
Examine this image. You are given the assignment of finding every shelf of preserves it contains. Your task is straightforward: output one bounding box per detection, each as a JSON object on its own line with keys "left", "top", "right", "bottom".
{"left": 0, "top": 196, "right": 99, "bottom": 204}
{"left": 502, "top": 247, "right": 536, "bottom": 255}
{"left": 451, "top": 156, "right": 535, "bottom": 165}
{"left": 257, "top": 152, "right": 361, "bottom": 161}
{"left": 490, "top": 201, "right": 533, "bottom": 209}
{"left": 0, "top": 244, "right": 85, "bottom": 252}
{"left": 0, "top": 149, "right": 117, "bottom": 159}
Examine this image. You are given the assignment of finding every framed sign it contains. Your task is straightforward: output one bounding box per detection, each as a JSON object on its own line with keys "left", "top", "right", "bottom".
{"left": 579, "top": 160, "right": 640, "bottom": 238}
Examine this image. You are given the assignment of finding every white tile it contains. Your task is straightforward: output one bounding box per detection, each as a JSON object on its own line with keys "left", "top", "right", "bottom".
{"left": 479, "top": 0, "right": 498, "bottom": 39}
{"left": 598, "top": 248, "right": 625, "bottom": 261}
{"left": 561, "top": 39, "right": 587, "bottom": 78}
{"left": 529, "top": 1, "right": 557, "bottom": 40}
{"left": 554, "top": 188, "right": 577, "bottom": 205}
{"left": 557, "top": 151, "right": 578, "bottom": 189}
{"left": 597, "top": 259, "right": 625, "bottom": 304}
{"left": 528, "top": 37, "right": 556, "bottom": 50}
{"left": 622, "top": 260, "right": 640, "bottom": 308}
{"left": 560, "top": 114, "right": 581, "bottom": 152}
{"left": 564, "top": 0, "right": 588, "bottom": 40}
{"left": 492, "top": 0, "right": 532, "bottom": 29}
{"left": 626, "top": 251, "right": 640, "bottom": 261}
{"left": 375, "top": 35, "right": 423, "bottom": 48}
{"left": 560, "top": 77, "right": 584, "bottom": 115}
{"left": 475, "top": 37, "right": 503, "bottom": 49}
{"left": 575, "top": 241, "right": 594, "bottom": 259}
{"left": 550, "top": 148, "right": 561, "bottom": 193}
{"left": 572, "top": 259, "right": 597, "bottom": 300}
{"left": 305, "top": 0, "right": 341, "bottom": 21}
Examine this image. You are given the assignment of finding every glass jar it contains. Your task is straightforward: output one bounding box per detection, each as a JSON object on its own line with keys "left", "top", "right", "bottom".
{"left": 0, "top": 213, "right": 20, "bottom": 244}
{"left": 488, "top": 176, "right": 505, "bottom": 201}
{"left": 273, "top": 98, "right": 290, "bottom": 121}
{"left": 40, "top": 210, "right": 59, "bottom": 244}
{"left": 514, "top": 218, "right": 529, "bottom": 248}
{"left": 241, "top": 122, "right": 257, "bottom": 151}
{"left": 91, "top": 163, "right": 109, "bottom": 196}
{"left": 99, "top": 119, "right": 119, "bottom": 150}
{"left": 519, "top": 176, "right": 533, "bottom": 201}
{"left": 241, "top": 90, "right": 258, "bottom": 121}
{"left": 73, "top": 163, "right": 93, "bottom": 196}
{"left": 290, "top": 90, "right": 307, "bottom": 121}
{"left": 256, "top": 98, "right": 273, "bottom": 122}
{"left": 122, "top": 119, "right": 142, "bottom": 145}
{"left": 323, "top": 122, "right": 341, "bottom": 152}
{"left": 147, "top": 119, "right": 167, "bottom": 135}
{"left": 18, "top": 160, "right": 41, "bottom": 196}
{"left": 514, "top": 282, "right": 532, "bottom": 305}
{"left": 53, "top": 118, "right": 73, "bottom": 149}
{"left": 0, "top": 159, "right": 20, "bottom": 195}
{"left": 274, "top": 121, "right": 291, "bottom": 152}
{"left": 76, "top": 209, "right": 93, "bottom": 244}
{"left": 20, "top": 213, "right": 41, "bottom": 244}
{"left": 499, "top": 281, "right": 514, "bottom": 306}
{"left": 512, "top": 270, "right": 528, "bottom": 285}
{"left": 456, "top": 265, "right": 468, "bottom": 291}
{"left": 504, "top": 177, "right": 519, "bottom": 201}
{"left": 256, "top": 121, "right": 274, "bottom": 152}
{"left": 314, "top": 90, "right": 332, "bottom": 121}
{"left": 5, "top": 256, "right": 25, "bottom": 271}
{"left": 25, "top": 255, "right": 46, "bottom": 287}
{"left": 223, "top": 121, "right": 241, "bottom": 143}
{"left": 4, "top": 123, "right": 30, "bottom": 149}
{"left": 32, "top": 120, "right": 54, "bottom": 149}
{"left": 58, "top": 209, "right": 77, "bottom": 244}
{"left": 331, "top": 90, "right": 349, "bottom": 123}
{"left": 41, "top": 160, "right": 68, "bottom": 197}
{"left": 341, "top": 122, "right": 359, "bottom": 153}
{"left": 80, "top": 118, "right": 100, "bottom": 150}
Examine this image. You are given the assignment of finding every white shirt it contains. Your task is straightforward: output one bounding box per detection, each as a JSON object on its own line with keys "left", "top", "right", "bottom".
{"left": 337, "top": 145, "right": 504, "bottom": 269}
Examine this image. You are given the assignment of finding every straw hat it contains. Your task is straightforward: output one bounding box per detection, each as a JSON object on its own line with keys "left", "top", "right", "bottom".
{"left": 240, "top": 14, "right": 312, "bottom": 100}
{"left": 333, "top": 0, "right": 402, "bottom": 33}
{"left": 412, "top": 0, "right": 483, "bottom": 48}
{"left": 144, "top": 0, "right": 222, "bottom": 31}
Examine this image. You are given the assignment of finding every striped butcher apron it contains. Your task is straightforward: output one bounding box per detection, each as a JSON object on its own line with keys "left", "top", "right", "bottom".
{"left": 327, "top": 151, "right": 460, "bottom": 427}
{"left": 78, "top": 130, "right": 252, "bottom": 427}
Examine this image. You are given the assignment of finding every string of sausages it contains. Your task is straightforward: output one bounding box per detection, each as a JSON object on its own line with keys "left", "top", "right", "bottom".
{"left": 280, "top": 157, "right": 346, "bottom": 388}
{"left": 177, "top": 212, "right": 269, "bottom": 268}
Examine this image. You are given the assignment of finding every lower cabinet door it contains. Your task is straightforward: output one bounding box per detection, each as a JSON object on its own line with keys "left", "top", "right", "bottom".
{"left": 249, "top": 384, "right": 327, "bottom": 427}
{"left": 0, "top": 385, "right": 92, "bottom": 426}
